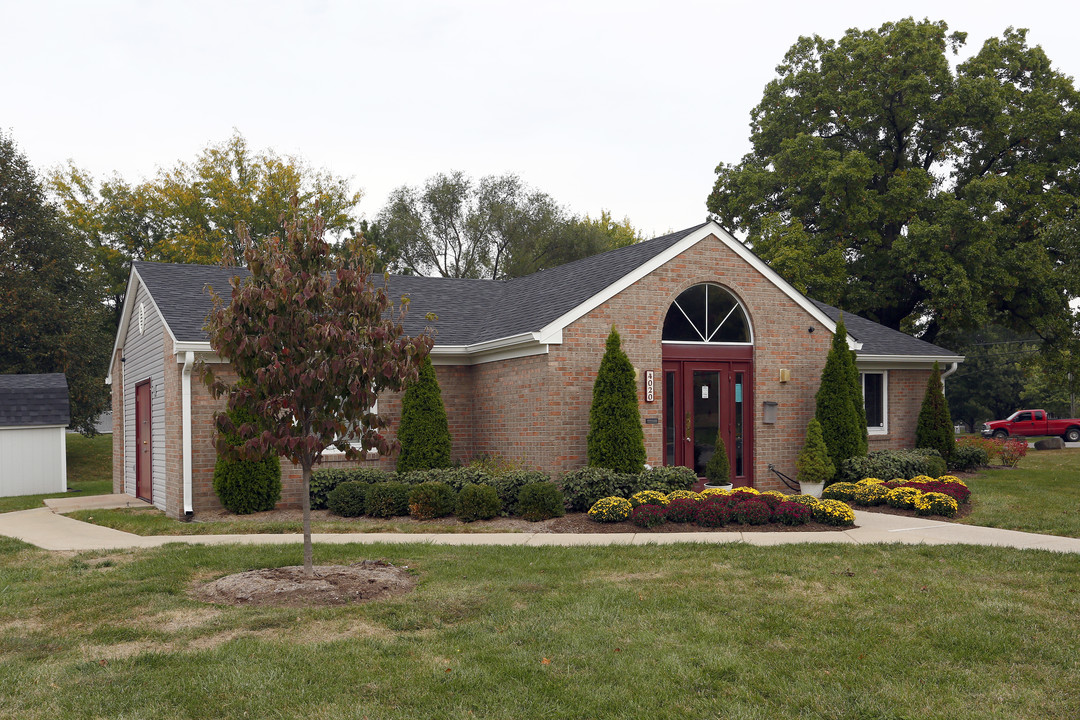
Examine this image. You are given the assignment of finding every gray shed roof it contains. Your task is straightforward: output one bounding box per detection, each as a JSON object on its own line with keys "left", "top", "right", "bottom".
{"left": 0, "top": 374, "right": 70, "bottom": 427}
{"left": 130, "top": 223, "right": 959, "bottom": 360}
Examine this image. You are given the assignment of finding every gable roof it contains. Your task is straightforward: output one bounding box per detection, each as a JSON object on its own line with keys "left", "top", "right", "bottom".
{"left": 0, "top": 373, "right": 70, "bottom": 427}
{"left": 118, "top": 221, "right": 961, "bottom": 364}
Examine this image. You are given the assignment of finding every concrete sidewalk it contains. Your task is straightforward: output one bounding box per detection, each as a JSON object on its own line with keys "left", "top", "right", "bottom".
{"left": 3, "top": 495, "right": 1080, "bottom": 553}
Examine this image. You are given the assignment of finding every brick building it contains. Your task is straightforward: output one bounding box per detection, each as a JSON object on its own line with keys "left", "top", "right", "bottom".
{"left": 108, "top": 221, "right": 964, "bottom": 518}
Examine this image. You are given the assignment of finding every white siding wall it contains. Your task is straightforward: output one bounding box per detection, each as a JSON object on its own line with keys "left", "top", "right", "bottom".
{"left": 0, "top": 426, "right": 66, "bottom": 497}
{"left": 122, "top": 282, "right": 168, "bottom": 510}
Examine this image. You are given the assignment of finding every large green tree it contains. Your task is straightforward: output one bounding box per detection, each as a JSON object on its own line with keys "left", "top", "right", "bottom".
{"left": 201, "top": 202, "right": 432, "bottom": 574}
{"left": 708, "top": 19, "right": 1080, "bottom": 348}
{"left": 51, "top": 131, "right": 362, "bottom": 321}
{"left": 945, "top": 326, "right": 1033, "bottom": 430}
{"left": 377, "top": 171, "right": 640, "bottom": 279}
{"left": 0, "top": 131, "right": 111, "bottom": 434}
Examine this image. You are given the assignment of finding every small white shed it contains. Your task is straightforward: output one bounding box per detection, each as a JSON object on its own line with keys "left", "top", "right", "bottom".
{"left": 0, "top": 374, "right": 70, "bottom": 498}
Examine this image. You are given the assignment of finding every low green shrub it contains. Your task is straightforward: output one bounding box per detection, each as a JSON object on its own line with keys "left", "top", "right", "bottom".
{"left": 636, "top": 466, "right": 698, "bottom": 494}
{"left": 365, "top": 482, "right": 410, "bottom": 518}
{"left": 516, "top": 482, "right": 566, "bottom": 522}
{"left": 837, "top": 449, "right": 945, "bottom": 485}
{"left": 326, "top": 481, "right": 369, "bottom": 517}
{"left": 213, "top": 452, "right": 281, "bottom": 515}
{"left": 490, "top": 470, "right": 549, "bottom": 515}
{"left": 407, "top": 482, "right": 457, "bottom": 520}
{"left": 950, "top": 444, "right": 987, "bottom": 471}
{"left": 587, "top": 496, "right": 632, "bottom": 523}
{"left": 560, "top": 467, "right": 633, "bottom": 512}
{"left": 399, "top": 467, "right": 486, "bottom": 491}
{"left": 455, "top": 484, "right": 501, "bottom": 522}
{"left": 310, "top": 467, "right": 395, "bottom": 509}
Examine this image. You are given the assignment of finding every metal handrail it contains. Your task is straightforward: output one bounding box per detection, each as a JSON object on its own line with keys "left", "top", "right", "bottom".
{"left": 767, "top": 463, "right": 801, "bottom": 492}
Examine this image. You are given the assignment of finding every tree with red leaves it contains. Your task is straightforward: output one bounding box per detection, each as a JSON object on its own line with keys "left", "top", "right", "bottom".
{"left": 202, "top": 202, "right": 433, "bottom": 574}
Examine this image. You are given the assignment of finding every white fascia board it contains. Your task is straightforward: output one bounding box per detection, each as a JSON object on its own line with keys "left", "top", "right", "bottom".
{"left": 856, "top": 354, "right": 966, "bottom": 369}
{"left": 0, "top": 424, "right": 68, "bottom": 432}
{"left": 429, "top": 332, "right": 551, "bottom": 366}
{"left": 532, "top": 221, "right": 858, "bottom": 348}
{"left": 106, "top": 267, "right": 180, "bottom": 383}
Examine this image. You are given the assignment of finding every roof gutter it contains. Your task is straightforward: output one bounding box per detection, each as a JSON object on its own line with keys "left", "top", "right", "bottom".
{"left": 181, "top": 351, "right": 194, "bottom": 518}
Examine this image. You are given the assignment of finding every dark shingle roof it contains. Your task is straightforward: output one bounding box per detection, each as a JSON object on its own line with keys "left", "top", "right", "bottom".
{"left": 132, "top": 223, "right": 707, "bottom": 345}
{"left": 811, "top": 300, "right": 960, "bottom": 358}
{"left": 130, "top": 225, "right": 959, "bottom": 360}
{"left": 0, "top": 374, "right": 70, "bottom": 427}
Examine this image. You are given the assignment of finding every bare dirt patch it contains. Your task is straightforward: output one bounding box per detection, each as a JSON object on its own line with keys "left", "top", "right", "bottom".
{"left": 191, "top": 560, "right": 416, "bottom": 607}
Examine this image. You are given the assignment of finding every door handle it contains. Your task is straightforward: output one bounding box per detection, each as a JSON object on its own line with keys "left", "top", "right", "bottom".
{"left": 685, "top": 411, "right": 692, "bottom": 442}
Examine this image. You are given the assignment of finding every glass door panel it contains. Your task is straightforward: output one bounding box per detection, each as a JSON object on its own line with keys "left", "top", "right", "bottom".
{"left": 692, "top": 370, "right": 721, "bottom": 476}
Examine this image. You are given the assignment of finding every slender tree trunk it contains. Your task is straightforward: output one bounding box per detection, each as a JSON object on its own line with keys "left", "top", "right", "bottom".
{"left": 302, "top": 462, "right": 313, "bottom": 576}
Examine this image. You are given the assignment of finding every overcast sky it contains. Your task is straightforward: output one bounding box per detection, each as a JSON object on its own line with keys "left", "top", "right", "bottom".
{"left": 3, "top": 0, "right": 1079, "bottom": 238}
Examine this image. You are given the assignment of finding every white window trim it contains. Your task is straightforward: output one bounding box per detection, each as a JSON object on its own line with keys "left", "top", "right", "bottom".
{"left": 861, "top": 371, "right": 888, "bottom": 435}
{"left": 322, "top": 398, "right": 380, "bottom": 458}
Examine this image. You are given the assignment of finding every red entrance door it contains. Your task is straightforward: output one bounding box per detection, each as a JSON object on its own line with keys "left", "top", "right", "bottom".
{"left": 663, "top": 355, "right": 753, "bottom": 485}
{"left": 135, "top": 380, "right": 152, "bottom": 502}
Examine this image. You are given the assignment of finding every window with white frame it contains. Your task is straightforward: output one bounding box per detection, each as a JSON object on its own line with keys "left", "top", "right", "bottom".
{"left": 861, "top": 372, "right": 887, "bottom": 434}
{"left": 325, "top": 398, "right": 379, "bottom": 455}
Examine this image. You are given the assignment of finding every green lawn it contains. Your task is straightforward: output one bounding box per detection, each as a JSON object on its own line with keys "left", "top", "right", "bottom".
{"left": 64, "top": 507, "right": 524, "bottom": 535}
{"left": 0, "top": 537, "right": 1077, "bottom": 719}
{"left": 0, "top": 434, "right": 113, "bottom": 513}
{"left": 959, "top": 448, "right": 1080, "bottom": 538}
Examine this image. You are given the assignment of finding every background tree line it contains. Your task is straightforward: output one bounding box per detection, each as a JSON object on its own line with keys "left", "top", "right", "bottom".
{"left": 2, "top": 130, "right": 641, "bottom": 434}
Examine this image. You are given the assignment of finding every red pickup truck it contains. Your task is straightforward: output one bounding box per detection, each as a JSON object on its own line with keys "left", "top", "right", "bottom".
{"left": 982, "top": 410, "right": 1080, "bottom": 443}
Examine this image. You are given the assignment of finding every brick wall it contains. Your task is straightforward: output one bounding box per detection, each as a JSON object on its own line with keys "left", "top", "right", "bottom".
{"left": 128, "top": 231, "right": 935, "bottom": 517}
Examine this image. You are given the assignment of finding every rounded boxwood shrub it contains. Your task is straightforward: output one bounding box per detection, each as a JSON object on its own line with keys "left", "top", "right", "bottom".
{"left": 914, "top": 491, "right": 959, "bottom": 518}
{"left": 408, "top": 482, "right": 457, "bottom": 520}
{"left": 630, "top": 490, "right": 669, "bottom": 508}
{"left": 517, "top": 482, "right": 566, "bottom": 522}
{"left": 950, "top": 444, "right": 987, "bottom": 471}
{"left": 310, "top": 467, "right": 395, "bottom": 510}
{"left": 212, "top": 406, "right": 281, "bottom": 515}
{"left": 636, "top": 466, "right": 697, "bottom": 495}
{"left": 456, "top": 483, "right": 501, "bottom": 522}
{"left": 560, "top": 466, "right": 635, "bottom": 512}
{"left": 327, "top": 481, "right": 369, "bottom": 517}
{"left": 773, "top": 501, "right": 811, "bottom": 526}
{"left": 695, "top": 498, "right": 731, "bottom": 528}
{"left": 365, "top": 482, "right": 411, "bottom": 518}
{"left": 732, "top": 499, "right": 771, "bottom": 525}
{"left": 811, "top": 498, "right": 856, "bottom": 526}
{"left": 491, "top": 470, "right": 550, "bottom": 515}
{"left": 630, "top": 504, "right": 667, "bottom": 528}
{"left": 664, "top": 497, "right": 699, "bottom": 523}
{"left": 588, "top": 496, "right": 632, "bottom": 523}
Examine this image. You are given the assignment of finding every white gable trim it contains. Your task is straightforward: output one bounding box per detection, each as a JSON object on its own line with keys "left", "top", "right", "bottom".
{"left": 533, "top": 221, "right": 859, "bottom": 349}
{"left": 106, "top": 267, "right": 179, "bottom": 384}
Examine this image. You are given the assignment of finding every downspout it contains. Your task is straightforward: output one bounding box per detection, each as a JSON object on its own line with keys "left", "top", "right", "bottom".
{"left": 182, "top": 351, "right": 194, "bottom": 519}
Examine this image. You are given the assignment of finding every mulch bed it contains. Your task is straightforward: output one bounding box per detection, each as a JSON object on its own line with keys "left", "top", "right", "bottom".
{"left": 191, "top": 560, "right": 416, "bottom": 607}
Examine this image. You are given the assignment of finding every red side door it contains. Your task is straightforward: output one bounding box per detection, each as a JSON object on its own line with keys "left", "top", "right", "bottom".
{"left": 135, "top": 380, "right": 152, "bottom": 502}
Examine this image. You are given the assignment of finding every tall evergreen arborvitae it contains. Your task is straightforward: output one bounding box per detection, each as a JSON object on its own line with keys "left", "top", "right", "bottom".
{"left": 916, "top": 361, "right": 953, "bottom": 465}
{"left": 814, "top": 316, "right": 867, "bottom": 478}
{"left": 587, "top": 326, "right": 646, "bottom": 473}
{"left": 704, "top": 430, "right": 731, "bottom": 485}
{"left": 397, "top": 355, "right": 452, "bottom": 471}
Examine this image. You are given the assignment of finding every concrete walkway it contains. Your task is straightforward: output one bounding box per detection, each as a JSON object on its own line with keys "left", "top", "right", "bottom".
{"left": 3, "top": 494, "right": 1080, "bottom": 553}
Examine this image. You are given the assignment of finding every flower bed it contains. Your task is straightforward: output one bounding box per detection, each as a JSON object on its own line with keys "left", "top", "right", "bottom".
{"left": 824, "top": 474, "right": 972, "bottom": 519}
{"left": 588, "top": 488, "right": 853, "bottom": 528}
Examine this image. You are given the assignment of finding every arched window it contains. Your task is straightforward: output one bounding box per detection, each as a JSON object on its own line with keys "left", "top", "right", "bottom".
{"left": 662, "top": 283, "right": 751, "bottom": 344}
